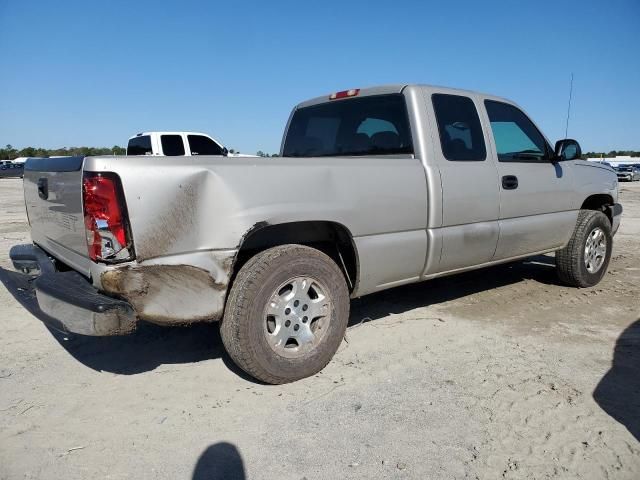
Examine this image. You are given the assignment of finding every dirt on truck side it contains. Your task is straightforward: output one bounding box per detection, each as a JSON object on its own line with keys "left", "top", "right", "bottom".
{"left": 0, "top": 177, "right": 638, "bottom": 479}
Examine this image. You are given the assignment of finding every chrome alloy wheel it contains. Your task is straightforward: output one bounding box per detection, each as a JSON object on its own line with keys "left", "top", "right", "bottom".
{"left": 263, "top": 276, "right": 332, "bottom": 358}
{"left": 584, "top": 227, "right": 607, "bottom": 274}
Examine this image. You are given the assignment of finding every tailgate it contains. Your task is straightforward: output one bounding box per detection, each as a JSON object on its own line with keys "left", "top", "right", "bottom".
{"left": 24, "top": 157, "right": 91, "bottom": 276}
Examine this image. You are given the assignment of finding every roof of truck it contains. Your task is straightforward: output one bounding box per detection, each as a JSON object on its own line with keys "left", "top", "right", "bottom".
{"left": 295, "top": 84, "right": 513, "bottom": 109}
{"left": 128, "top": 131, "right": 212, "bottom": 139}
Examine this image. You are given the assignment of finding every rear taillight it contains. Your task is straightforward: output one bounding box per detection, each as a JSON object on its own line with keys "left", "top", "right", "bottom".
{"left": 82, "top": 172, "right": 133, "bottom": 262}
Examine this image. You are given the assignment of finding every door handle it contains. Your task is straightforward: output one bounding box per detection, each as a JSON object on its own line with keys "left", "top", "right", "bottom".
{"left": 502, "top": 175, "right": 518, "bottom": 190}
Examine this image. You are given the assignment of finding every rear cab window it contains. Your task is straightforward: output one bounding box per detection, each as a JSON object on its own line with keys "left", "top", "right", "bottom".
{"left": 161, "top": 135, "right": 185, "bottom": 156}
{"left": 282, "top": 94, "right": 413, "bottom": 157}
{"left": 432, "top": 94, "right": 486, "bottom": 161}
{"left": 127, "top": 135, "right": 152, "bottom": 156}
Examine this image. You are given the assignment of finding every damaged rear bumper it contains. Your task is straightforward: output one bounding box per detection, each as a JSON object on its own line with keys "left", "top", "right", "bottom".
{"left": 35, "top": 271, "right": 136, "bottom": 335}
{"left": 9, "top": 244, "right": 136, "bottom": 335}
{"left": 8, "top": 244, "right": 236, "bottom": 336}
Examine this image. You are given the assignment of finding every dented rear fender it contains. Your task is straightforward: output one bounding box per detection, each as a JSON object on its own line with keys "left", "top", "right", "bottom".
{"left": 92, "top": 249, "right": 236, "bottom": 325}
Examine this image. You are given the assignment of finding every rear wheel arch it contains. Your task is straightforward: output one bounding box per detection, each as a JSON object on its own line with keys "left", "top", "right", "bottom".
{"left": 233, "top": 221, "right": 359, "bottom": 293}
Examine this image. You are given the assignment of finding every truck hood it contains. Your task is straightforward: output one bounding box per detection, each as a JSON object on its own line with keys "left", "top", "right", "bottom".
{"left": 573, "top": 160, "right": 615, "bottom": 173}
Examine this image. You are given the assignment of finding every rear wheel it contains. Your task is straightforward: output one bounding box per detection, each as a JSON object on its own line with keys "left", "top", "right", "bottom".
{"left": 556, "top": 210, "right": 612, "bottom": 287}
{"left": 221, "top": 244, "right": 350, "bottom": 384}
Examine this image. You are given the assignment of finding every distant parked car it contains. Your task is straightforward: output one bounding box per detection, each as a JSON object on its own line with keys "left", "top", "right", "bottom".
{"left": 0, "top": 161, "right": 24, "bottom": 178}
{"left": 615, "top": 165, "right": 640, "bottom": 182}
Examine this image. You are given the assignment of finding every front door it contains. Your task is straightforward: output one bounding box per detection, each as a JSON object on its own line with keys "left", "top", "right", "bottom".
{"left": 482, "top": 100, "right": 577, "bottom": 260}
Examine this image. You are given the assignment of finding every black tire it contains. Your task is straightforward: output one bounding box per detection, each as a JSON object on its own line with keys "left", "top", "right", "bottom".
{"left": 220, "top": 244, "right": 350, "bottom": 384}
{"left": 556, "top": 209, "right": 612, "bottom": 287}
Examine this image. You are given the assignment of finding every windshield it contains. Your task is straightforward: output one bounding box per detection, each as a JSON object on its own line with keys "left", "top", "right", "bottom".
{"left": 282, "top": 94, "right": 413, "bottom": 157}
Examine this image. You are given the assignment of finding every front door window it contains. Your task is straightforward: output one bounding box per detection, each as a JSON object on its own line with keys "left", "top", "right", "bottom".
{"left": 484, "top": 100, "right": 550, "bottom": 162}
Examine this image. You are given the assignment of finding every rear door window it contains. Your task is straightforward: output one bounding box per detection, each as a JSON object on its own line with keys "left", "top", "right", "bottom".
{"left": 282, "top": 94, "right": 413, "bottom": 157}
{"left": 432, "top": 94, "right": 487, "bottom": 161}
{"left": 188, "top": 135, "right": 223, "bottom": 155}
{"left": 161, "top": 135, "right": 185, "bottom": 156}
{"left": 127, "top": 135, "right": 152, "bottom": 155}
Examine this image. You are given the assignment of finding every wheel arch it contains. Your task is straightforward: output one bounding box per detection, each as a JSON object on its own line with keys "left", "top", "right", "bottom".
{"left": 581, "top": 194, "right": 615, "bottom": 223}
{"left": 233, "top": 221, "right": 359, "bottom": 293}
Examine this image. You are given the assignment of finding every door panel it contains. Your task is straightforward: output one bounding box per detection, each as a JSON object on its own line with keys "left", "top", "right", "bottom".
{"left": 439, "top": 220, "right": 500, "bottom": 271}
{"left": 482, "top": 100, "right": 576, "bottom": 259}
{"left": 494, "top": 210, "right": 577, "bottom": 259}
{"left": 439, "top": 163, "right": 500, "bottom": 225}
{"left": 498, "top": 162, "right": 574, "bottom": 218}
{"left": 495, "top": 163, "right": 576, "bottom": 257}
{"left": 424, "top": 91, "right": 500, "bottom": 274}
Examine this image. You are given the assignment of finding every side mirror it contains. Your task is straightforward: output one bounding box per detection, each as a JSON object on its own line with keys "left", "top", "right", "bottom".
{"left": 221, "top": 147, "right": 229, "bottom": 157}
{"left": 554, "top": 139, "right": 581, "bottom": 161}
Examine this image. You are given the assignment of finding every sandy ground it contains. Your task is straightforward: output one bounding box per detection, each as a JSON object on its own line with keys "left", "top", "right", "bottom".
{"left": 0, "top": 177, "right": 638, "bottom": 480}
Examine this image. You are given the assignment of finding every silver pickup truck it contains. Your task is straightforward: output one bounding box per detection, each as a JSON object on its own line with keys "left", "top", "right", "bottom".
{"left": 8, "top": 84, "right": 622, "bottom": 384}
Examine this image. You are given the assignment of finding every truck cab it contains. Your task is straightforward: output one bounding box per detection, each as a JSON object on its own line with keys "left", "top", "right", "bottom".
{"left": 126, "top": 131, "right": 227, "bottom": 157}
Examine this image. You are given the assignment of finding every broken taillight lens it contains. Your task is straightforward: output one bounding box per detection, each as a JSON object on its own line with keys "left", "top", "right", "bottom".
{"left": 82, "top": 172, "right": 133, "bottom": 262}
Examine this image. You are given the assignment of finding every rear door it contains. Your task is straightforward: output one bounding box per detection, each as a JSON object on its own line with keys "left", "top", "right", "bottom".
{"left": 23, "top": 157, "right": 91, "bottom": 275}
{"left": 427, "top": 92, "right": 500, "bottom": 272}
{"left": 482, "top": 99, "right": 576, "bottom": 259}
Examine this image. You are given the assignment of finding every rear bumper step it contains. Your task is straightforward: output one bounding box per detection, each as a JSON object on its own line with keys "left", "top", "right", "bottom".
{"left": 9, "top": 244, "right": 56, "bottom": 275}
{"left": 8, "top": 244, "right": 136, "bottom": 336}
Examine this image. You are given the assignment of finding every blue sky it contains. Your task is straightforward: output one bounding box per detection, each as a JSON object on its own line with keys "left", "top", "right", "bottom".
{"left": 0, "top": 0, "right": 638, "bottom": 154}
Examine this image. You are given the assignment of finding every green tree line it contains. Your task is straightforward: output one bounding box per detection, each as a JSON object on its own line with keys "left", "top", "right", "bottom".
{"left": 583, "top": 150, "right": 640, "bottom": 158}
{"left": 1, "top": 144, "right": 126, "bottom": 160}
{"left": 256, "top": 150, "right": 279, "bottom": 157}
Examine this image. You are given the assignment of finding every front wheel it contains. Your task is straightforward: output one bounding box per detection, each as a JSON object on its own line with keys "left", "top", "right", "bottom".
{"left": 556, "top": 210, "right": 612, "bottom": 287}
{"left": 221, "top": 244, "right": 350, "bottom": 384}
